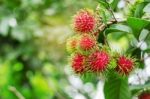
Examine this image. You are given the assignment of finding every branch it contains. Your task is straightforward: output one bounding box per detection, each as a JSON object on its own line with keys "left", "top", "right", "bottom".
{"left": 8, "top": 86, "right": 25, "bottom": 99}
{"left": 98, "top": 18, "right": 125, "bottom": 32}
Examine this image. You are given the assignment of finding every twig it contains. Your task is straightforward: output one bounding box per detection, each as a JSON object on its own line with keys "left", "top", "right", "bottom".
{"left": 8, "top": 86, "right": 25, "bottom": 99}
{"left": 109, "top": 8, "right": 117, "bottom": 22}
{"left": 105, "top": 0, "right": 117, "bottom": 22}
{"left": 98, "top": 19, "right": 121, "bottom": 32}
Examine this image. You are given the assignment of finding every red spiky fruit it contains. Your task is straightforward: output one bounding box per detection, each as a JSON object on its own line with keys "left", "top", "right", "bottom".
{"left": 88, "top": 51, "right": 110, "bottom": 72}
{"left": 66, "top": 36, "right": 78, "bottom": 53}
{"left": 73, "top": 9, "right": 96, "bottom": 33}
{"left": 71, "top": 53, "right": 86, "bottom": 74}
{"left": 116, "top": 56, "right": 134, "bottom": 74}
{"left": 79, "top": 34, "right": 96, "bottom": 51}
{"left": 138, "top": 92, "right": 150, "bottom": 99}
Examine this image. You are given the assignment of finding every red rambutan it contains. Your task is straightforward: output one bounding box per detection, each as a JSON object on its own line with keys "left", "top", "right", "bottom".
{"left": 138, "top": 92, "right": 150, "bottom": 99}
{"left": 78, "top": 34, "right": 96, "bottom": 51}
{"left": 116, "top": 56, "right": 134, "bottom": 74}
{"left": 88, "top": 51, "right": 110, "bottom": 72}
{"left": 73, "top": 9, "right": 96, "bottom": 33}
{"left": 71, "top": 53, "right": 86, "bottom": 74}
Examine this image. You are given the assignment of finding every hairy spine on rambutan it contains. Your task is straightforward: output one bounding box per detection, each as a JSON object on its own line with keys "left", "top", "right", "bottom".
{"left": 78, "top": 34, "right": 97, "bottom": 52}
{"left": 71, "top": 53, "right": 87, "bottom": 74}
{"left": 73, "top": 9, "right": 96, "bottom": 33}
{"left": 88, "top": 51, "right": 110, "bottom": 72}
{"left": 116, "top": 56, "right": 134, "bottom": 75}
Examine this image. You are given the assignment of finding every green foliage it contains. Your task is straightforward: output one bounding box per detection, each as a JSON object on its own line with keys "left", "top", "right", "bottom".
{"left": 105, "top": 24, "right": 132, "bottom": 34}
{"left": 127, "top": 17, "right": 150, "bottom": 38}
{"left": 110, "top": 0, "right": 120, "bottom": 10}
{"left": 96, "top": 0, "right": 150, "bottom": 98}
{"left": 134, "top": 2, "right": 147, "bottom": 18}
{"left": 104, "top": 73, "right": 131, "bottom": 99}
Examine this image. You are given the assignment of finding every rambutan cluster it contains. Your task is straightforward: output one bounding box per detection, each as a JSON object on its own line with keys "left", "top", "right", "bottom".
{"left": 66, "top": 9, "right": 136, "bottom": 76}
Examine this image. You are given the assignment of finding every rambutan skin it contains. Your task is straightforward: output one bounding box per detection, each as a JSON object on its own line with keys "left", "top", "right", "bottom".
{"left": 73, "top": 9, "right": 96, "bottom": 33}
{"left": 138, "top": 93, "right": 150, "bottom": 99}
{"left": 88, "top": 51, "right": 110, "bottom": 72}
{"left": 116, "top": 56, "right": 134, "bottom": 74}
{"left": 71, "top": 53, "right": 86, "bottom": 74}
{"left": 79, "top": 34, "right": 96, "bottom": 51}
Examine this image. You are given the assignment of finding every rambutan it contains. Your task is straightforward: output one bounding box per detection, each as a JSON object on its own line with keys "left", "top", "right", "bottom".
{"left": 66, "top": 36, "right": 78, "bottom": 53}
{"left": 71, "top": 53, "right": 86, "bottom": 74}
{"left": 138, "top": 92, "right": 150, "bottom": 99}
{"left": 88, "top": 51, "right": 110, "bottom": 72}
{"left": 116, "top": 56, "right": 134, "bottom": 75}
{"left": 78, "top": 34, "right": 96, "bottom": 51}
{"left": 73, "top": 9, "right": 96, "bottom": 33}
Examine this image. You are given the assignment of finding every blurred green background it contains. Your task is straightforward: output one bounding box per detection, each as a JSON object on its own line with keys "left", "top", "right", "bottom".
{"left": 0, "top": 0, "right": 98, "bottom": 99}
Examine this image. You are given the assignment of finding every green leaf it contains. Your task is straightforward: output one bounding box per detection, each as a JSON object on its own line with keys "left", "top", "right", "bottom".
{"left": 97, "top": 0, "right": 109, "bottom": 9}
{"left": 144, "top": 3, "right": 150, "bottom": 13}
{"left": 134, "top": 2, "right": 147, "bottom": 18}
{"left": 104, "top": 73, "right": 131, "bottom": 99}
{"left": 110, "top": 0, "right": 120, "bottom": 10}
{"left": 105, "top": 24, "right": 132, "bottom": 35}
{"left": 139, "top": 61, "right": 145, "bottom": 69}
{"left": 139, "top": 29, "right": 149, "bottom": 41}
{"left": 127, "top": 17, "right": 150, "bottom": 38}
{"left": 81, "top": 73, "right": 98, "bottom": 84}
